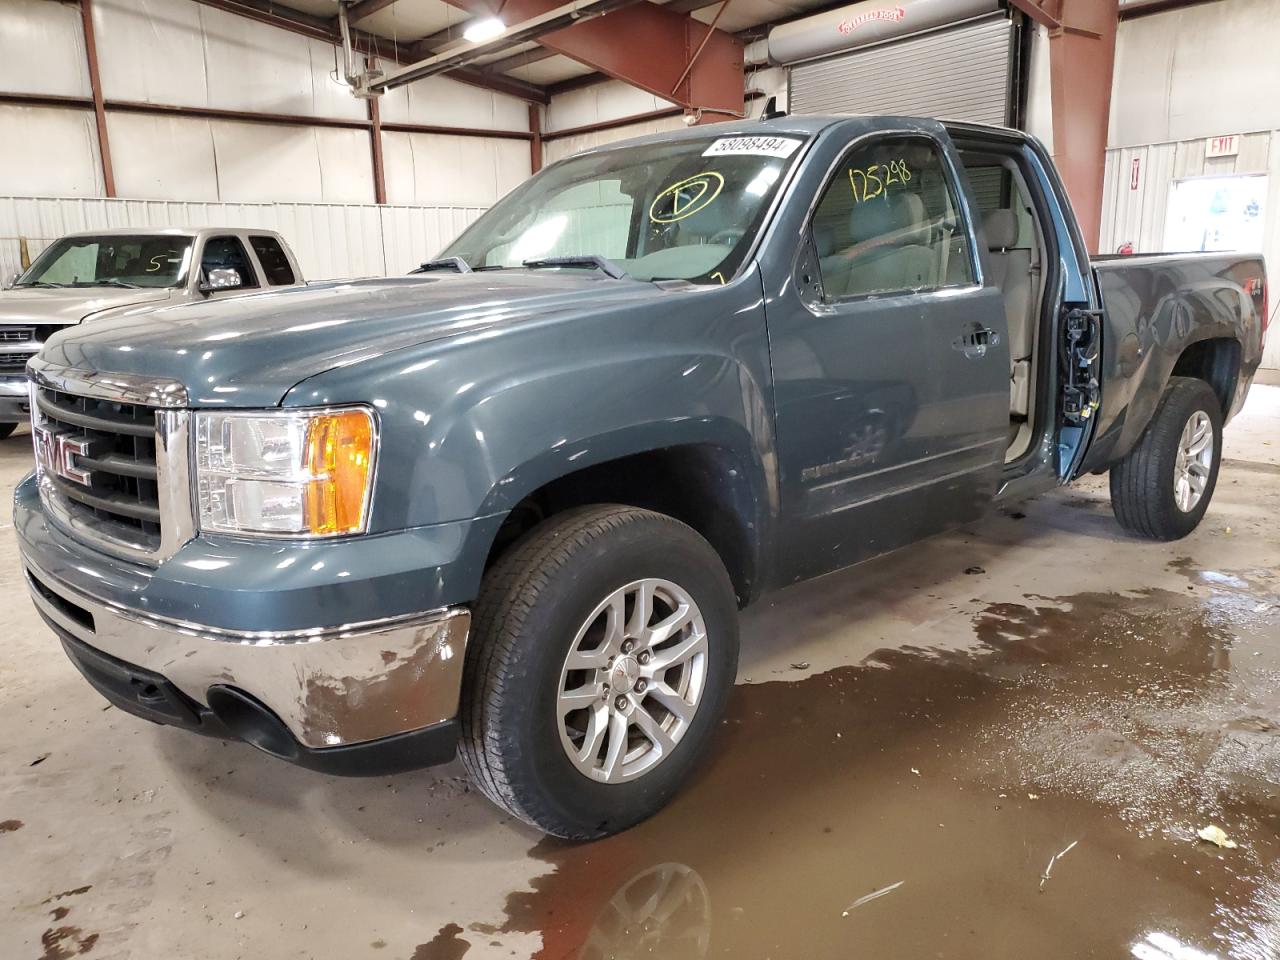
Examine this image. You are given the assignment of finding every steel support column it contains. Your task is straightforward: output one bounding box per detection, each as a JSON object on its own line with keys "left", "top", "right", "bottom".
{"left": 79, "top": 0, "right": 115, "bottom": 197}
{"left": 367, "top": 59, "right": 387, "bottom": 204}
{"left": 529, "top": 104, "right": 544, "bottom": 174}
{"left": 1047, "top": 0, "right": 1118, "bottom": 253}
{"left": 438, "top": 0, "right": 743, "bottom": 117}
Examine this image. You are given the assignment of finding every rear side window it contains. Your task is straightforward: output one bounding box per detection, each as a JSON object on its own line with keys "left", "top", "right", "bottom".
{"left": 810, "top": 137, "right": 976, "bottom": 300}
{"left": 249, "top": 235, "right": 296, "bottom": 286}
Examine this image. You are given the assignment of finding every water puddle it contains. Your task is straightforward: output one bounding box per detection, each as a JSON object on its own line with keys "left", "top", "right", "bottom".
{"left": 489, "top": 586, "right": 1280, "bottom": 959}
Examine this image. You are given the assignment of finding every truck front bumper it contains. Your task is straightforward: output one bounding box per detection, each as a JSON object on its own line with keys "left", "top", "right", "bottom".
{"left": 16, "top": 474, "right": 474, "bottom": 776}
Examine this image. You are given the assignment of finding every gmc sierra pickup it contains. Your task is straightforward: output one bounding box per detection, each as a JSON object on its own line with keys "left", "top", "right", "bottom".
{"left": 14, "top": 116, "right": 1267, "bottom": 839}
{"left": 0, "top": 227, "right": 303, "bottom": 437}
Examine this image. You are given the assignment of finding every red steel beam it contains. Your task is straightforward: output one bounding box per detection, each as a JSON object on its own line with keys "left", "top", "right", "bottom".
{"left": 1047, "top": 0, "right": 1119, "bottom": 253}
{"left": 528, "top": 104, "right": 543, "bottom": 173}
{"left": 438, "top": 0, "right": 743, "bottom": 116}
{"left": 79, "top": 0, "right": 116, "bottom": 197}
{"left": 367, "top": 58, "right": 387, "bottom": 203}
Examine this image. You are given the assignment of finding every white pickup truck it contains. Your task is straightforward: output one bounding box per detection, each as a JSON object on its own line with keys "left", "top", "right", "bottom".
{"left": 0, "top": 227, "right": 303, "bottom": 437}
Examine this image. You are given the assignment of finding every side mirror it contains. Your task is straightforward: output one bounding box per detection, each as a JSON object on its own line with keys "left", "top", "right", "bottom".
{"left": 4, "top": 273, "right": 19, "bottom": 290}
{"left": 199, "top": 267, "right": 243, "bottom": 295}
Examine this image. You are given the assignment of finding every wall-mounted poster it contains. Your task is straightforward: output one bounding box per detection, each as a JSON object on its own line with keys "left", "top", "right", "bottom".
{"left": 1164, "top": 174, "right": 1268, "bottom": 253}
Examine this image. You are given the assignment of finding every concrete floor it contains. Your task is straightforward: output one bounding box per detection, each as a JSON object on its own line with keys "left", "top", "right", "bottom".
{"left": 2, "top": 387, "right": 1278, "bottom": 960}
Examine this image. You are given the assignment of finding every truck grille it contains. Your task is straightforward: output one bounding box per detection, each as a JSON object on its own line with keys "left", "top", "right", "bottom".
{"left": 0, "top": 327, "right": 34, "bottom": 342}
{"left": 35, "top": 385, "right": 163, "bottom": 547}
{"left": 0, "top": 350, "right": 37, "bottom": 372}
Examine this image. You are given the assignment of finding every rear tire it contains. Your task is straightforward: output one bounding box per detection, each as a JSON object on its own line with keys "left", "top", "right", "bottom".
{"left": 1109, "top": 376, "right": 1222, "bottom": 541}
{"left": 0, "top": 422, "right": 16, "bottom": 440}
{"left": 458, "top": 505, "right": 739, "bottom": 839}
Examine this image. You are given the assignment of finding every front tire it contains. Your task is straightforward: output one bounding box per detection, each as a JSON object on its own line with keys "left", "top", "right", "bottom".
{"left": 459, "top": 505, "right": 739, "bottom": 839}
{"left": 0, "top": 422, "right": 16, "bottom": 441}
{"left": 1109, "top": 376, "right": 1223, "bottom": 541}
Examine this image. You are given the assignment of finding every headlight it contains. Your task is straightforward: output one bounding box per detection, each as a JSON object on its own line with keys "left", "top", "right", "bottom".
{"left": 193, "top": 407, "right": 377, "bottom": 537}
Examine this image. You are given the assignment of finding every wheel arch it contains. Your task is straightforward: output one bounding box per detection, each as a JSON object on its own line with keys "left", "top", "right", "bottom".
{"left": 475, "top": 431, "right": 772, "bottom": 607}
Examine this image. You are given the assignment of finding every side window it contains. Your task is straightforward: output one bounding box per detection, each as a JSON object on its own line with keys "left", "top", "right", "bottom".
{"left": 249, "top": 235, "right": 296, "bottom": 286}
{"left": 810, "top": 137, "right": 975, "bottom": 301}
{"left": 200, "top": 236, "right": 259, "bottom": 289}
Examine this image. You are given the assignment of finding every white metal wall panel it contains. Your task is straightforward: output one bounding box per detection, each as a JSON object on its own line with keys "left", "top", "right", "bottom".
{"left": 93, "top": 0, "right": 366, "bottom": 121}
{"left": 789, "top": 16, "right": 1013, "bottom": 125}
{"left": 1100, "top": 131, "right": 1279, "bottom": 370}
{"left": 380, "top": 74, "right": 531, "bottom": 133}
{"left": 1110, "top": 0, "right": 1280, "bottom": 148}
{"left": 544, "top": 80, "right": 676, "bottom": 134}
{"left": 378, "top": 205, "right": 486, "bottom": 275}
{"left": 94, "top": 0, "right": 210, "bottom": 106}
{"left": 0, "top": 0, "right": 91, "bottom": 97}
{"left": 0, "top": 106, "right": 104, "bottom": 198}
{"left": 543, "top": 115, "right": 687, "bottom": 166}
{"left": 381, "top": 132, "right": 530, "bottom": 205}
{"left": 0, "top": 196, "right": 488, "bottom": 284}
{"left": 106, "top": 113, "right": 220, "bottom": 201}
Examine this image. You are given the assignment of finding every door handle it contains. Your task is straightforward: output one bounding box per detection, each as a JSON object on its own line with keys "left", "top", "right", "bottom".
{"left": 952, "top": 326, "right": 1000, "bottom": 359}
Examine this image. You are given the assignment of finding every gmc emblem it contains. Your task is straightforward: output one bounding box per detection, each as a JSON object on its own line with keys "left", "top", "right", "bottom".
{"left": 34, "top": 426, "right": 95, "bottom": 486}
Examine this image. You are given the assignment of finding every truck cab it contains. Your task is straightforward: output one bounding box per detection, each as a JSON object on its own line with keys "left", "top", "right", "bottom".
{"left": 0, "top": 227, "right": 303, "bottom": 436}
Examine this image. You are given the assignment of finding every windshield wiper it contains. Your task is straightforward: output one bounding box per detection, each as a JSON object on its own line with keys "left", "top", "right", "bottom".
{"left": 522, "top": 256, "right": 629, "bottom": 280}
{"left": 22, "top": 281, "right": 66, "bottom": 288}
{"left": 85, "top": 279, "right": 142, "bottom": 289}
{"left": 412, "top": 257, "right": 472, "bottom": 274}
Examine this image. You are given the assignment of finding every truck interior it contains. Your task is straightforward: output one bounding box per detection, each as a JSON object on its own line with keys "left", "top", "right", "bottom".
{"left": 956, "top": 146, "right": 1052, "bottom": 464}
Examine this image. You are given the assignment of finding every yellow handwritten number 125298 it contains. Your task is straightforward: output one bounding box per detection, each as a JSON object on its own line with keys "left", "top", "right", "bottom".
{"left": 848, "top": 159, "right": 912, "bottom": 203}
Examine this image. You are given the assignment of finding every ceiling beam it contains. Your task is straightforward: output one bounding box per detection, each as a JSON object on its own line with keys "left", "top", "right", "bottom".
{"left": 436, "top": 0, "right": 743, "bottom": 115}
{"left": 346, "top": 0, "right": 401, "bottom": 23}
{"left": 481, "top": 45, "right": 559, "bottom": 75}
{"left": 374, "top": 0, "right": 642, "bottom": 90}
{"left": 191, "top": 0, "right": 548, "bottom": 101}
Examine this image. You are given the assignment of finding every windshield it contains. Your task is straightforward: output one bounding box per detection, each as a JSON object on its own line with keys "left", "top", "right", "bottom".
{"left": 441, "top": 133, "right": 809, "bottom": 283}
{"left": 17, "top": 235, "right": 194, "bottom": 289}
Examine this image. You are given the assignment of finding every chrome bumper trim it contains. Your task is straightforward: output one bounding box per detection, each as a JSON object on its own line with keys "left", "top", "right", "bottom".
{"left": 25, "top": 560, "right": 472, "bottom": 749}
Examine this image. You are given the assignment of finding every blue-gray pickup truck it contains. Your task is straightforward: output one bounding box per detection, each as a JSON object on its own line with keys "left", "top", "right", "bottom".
{"left": 14, "top": 116, "right": 1268, "bottom": 839}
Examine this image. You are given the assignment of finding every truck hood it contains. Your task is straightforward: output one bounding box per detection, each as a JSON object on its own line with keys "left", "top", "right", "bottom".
{"left": 39, "top": 274, "right": 677, "bottom": 406}
{"left": 0, "top": 286, "right": 174, "bottom": 325}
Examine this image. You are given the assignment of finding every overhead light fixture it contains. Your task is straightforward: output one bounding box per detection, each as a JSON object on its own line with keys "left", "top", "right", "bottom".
{"left": 463, "top": 17, "right": 505, "bottom": 42}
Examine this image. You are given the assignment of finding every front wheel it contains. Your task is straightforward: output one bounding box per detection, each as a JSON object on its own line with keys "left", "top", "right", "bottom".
{"left": 1109, "top": 376, "right": 1223, "bottom": 541}
{"left": 458, "top": 505, "right": 739, "bottom": 839}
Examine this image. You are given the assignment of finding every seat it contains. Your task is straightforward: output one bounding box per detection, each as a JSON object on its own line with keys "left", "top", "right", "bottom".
{"left": 983, "top": 209, "right": 1035, "bottom": 418}
{"left": 827, "top": 193, "right": 935, "bottom": 298}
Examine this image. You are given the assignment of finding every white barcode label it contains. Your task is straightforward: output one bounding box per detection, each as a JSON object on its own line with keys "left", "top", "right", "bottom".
{"left": 702, "top": 136, "right": 803, "bottom": 159}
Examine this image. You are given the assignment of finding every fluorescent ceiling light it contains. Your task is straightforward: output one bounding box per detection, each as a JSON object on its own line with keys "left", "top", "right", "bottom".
{"left": 463, "top": 17, "right": 505, "bottom": 42}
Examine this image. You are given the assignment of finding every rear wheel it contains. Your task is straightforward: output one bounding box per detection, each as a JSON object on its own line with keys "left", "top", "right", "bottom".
{"left": 459, "top": 505, "right": 739, "bottom": 839}
{"left": 1109, "top": 376, "right": 1223, "bottom": 541}
{"left": 0, "top": 423, "right": 16, "bottom": 440}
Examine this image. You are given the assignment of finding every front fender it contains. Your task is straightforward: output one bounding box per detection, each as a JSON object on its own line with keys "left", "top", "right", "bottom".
{"left": 283, "top": 271, "right": 777, "bottom": 550}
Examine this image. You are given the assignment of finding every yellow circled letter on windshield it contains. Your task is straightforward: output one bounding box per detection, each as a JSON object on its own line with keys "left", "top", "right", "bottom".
{"left": 649, "top": 172, "right": 726, "bottom": 224}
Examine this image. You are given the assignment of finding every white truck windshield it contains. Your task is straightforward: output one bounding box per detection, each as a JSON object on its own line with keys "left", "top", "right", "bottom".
{"left": 18, "top": 235, "right": 194, "bottom": 289}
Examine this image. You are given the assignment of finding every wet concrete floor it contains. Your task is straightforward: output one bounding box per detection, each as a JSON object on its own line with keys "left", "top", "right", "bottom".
{"left": 1, "top": 386, "right": 1278, "bottom": 960}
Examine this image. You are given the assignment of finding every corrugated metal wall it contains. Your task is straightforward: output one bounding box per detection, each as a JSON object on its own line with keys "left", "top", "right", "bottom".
{"left": 1100, "top": 130, "right": 1280, "bottom": 369}
{"left": 0, "top": 196, "right": 486, "bottom": 283}
{"left": 0, "top": 0, "right": 531, "bottom": 204}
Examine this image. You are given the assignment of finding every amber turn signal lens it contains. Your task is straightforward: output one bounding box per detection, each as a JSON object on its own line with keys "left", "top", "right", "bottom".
{"left": 302, "top": 409, "right": 375, "bottom": 535}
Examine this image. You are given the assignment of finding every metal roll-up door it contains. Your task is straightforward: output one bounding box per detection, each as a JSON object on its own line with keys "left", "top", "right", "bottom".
{"left": 790, "top": 15, "right": 1014, "bottom": 125}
